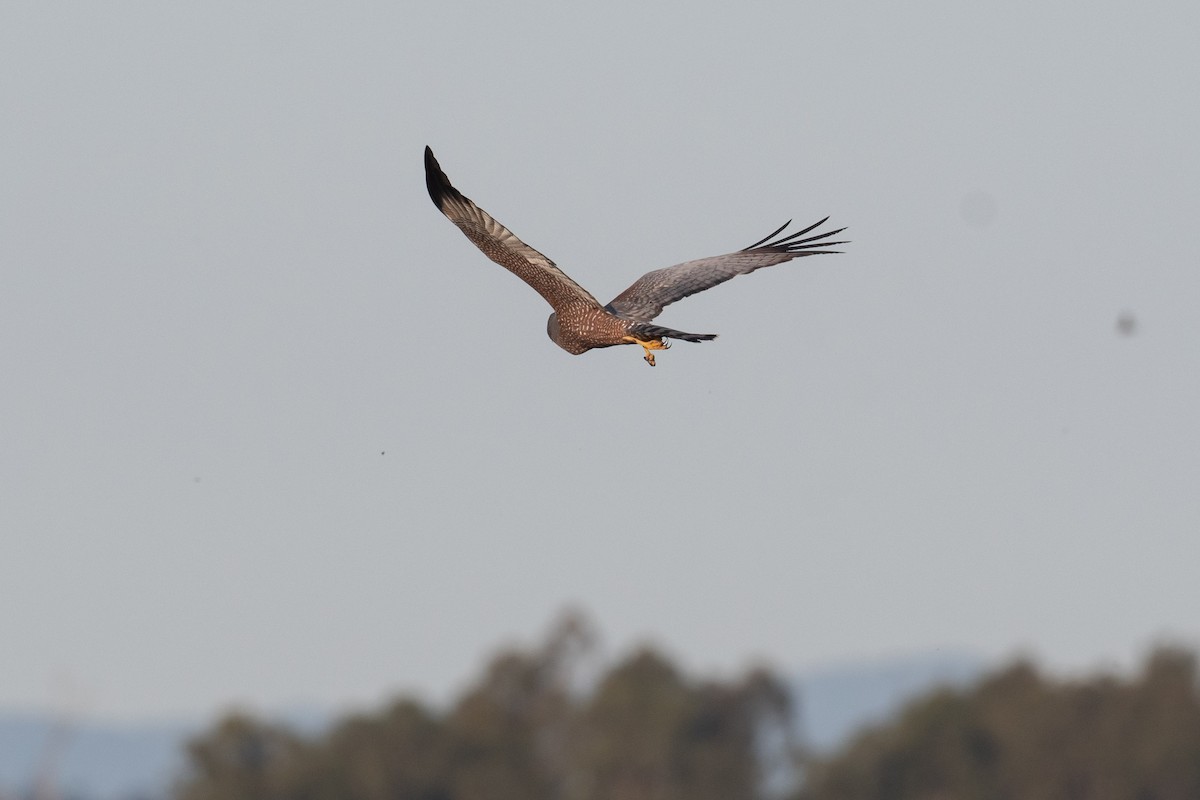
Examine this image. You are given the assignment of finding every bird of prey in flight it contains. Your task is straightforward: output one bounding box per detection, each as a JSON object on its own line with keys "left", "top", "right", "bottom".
{"left": 424, "top": 146, "right": 846, "bottom": 366}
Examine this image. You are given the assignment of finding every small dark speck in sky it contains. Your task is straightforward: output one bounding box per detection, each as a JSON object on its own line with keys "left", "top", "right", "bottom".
{"left": 1116, "top": 311, "right": 1138, "bottom": 337}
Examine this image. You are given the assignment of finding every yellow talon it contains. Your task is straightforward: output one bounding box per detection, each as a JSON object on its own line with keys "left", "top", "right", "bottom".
{"left": 623, "top": 336, "right": 670, "bottom": 366}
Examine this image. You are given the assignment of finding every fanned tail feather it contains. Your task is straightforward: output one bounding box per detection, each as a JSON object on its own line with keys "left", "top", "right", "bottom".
{"left": 631, "top": 322, "right": 717, "bottom": 344}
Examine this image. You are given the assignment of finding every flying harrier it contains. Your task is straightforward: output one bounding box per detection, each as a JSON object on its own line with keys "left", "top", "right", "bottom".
{"left": 424, "top": 146, "right": 846, "bottom": 366}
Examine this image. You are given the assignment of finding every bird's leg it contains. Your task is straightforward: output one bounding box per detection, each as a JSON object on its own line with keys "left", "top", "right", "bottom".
{"left": 623, "top": 336, "right": 670, "bottom": 367}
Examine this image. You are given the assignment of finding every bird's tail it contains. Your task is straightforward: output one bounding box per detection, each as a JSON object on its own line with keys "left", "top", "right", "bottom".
{"left": 630, "top": 322, "right": 717, "bottom": 344}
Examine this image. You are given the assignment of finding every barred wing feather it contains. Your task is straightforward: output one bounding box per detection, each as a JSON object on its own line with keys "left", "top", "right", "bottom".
{"left": 424, "top": 147, "right": 602, "bottom": 312}
{"left": 605, "top": 218, "right": 846, "bottom": 321}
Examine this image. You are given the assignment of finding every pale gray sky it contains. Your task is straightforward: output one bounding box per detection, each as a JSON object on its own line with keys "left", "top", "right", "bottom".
{"left": 3, "top": 1, "right": 1198, "bottom": 721}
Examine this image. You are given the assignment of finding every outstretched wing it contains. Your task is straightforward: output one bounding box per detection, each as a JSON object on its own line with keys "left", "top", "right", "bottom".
{"left": 605, "top": 218, "right": 847, "bottom": 321}
{"left": 424, "top": 147, "right": 602, "bottom": 312}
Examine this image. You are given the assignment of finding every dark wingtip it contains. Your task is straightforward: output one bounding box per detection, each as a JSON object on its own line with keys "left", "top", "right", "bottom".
{"left": 744, "top": 217, "right": 849, "bottom": 255}
{"left": 424, "top": 146, "right": 455, "bottom": 210}
{"left": 741, "top": 220, "right": 793, "bottom": 252}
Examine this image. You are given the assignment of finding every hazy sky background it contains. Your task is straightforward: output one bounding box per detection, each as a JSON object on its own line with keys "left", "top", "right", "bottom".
{"left": 3, "top": 1, "right": 1198, "bottom": 722}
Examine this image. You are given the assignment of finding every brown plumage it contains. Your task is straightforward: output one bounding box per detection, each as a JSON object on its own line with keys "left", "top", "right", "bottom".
{"left": 424, "top": 146, "right": 846, "bottom": 366}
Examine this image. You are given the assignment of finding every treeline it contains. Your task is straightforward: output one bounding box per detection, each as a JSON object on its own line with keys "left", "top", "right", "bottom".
{"left": 175, "top": 615, "right": 1200, "bottom": 800}
{"left": 801, "top": 646, "right": 1200, "bottom": 800}
{"left": 175, "top": 613, "right": 793, "bottom": 800}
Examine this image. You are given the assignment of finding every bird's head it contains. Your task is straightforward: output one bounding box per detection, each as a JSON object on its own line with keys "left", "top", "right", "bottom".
{"left": 546, "top": 312, "right": 562, "bottom": 346}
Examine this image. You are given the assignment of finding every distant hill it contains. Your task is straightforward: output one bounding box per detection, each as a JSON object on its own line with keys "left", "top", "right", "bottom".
{"left": 793, "top": 649, "right": 984, "bottom": 753}
{"left": 0, "top": 651, "right": 984, "bottom": 799}
{"left": 0, "top": 711, "right": 193, "bottom": 800}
